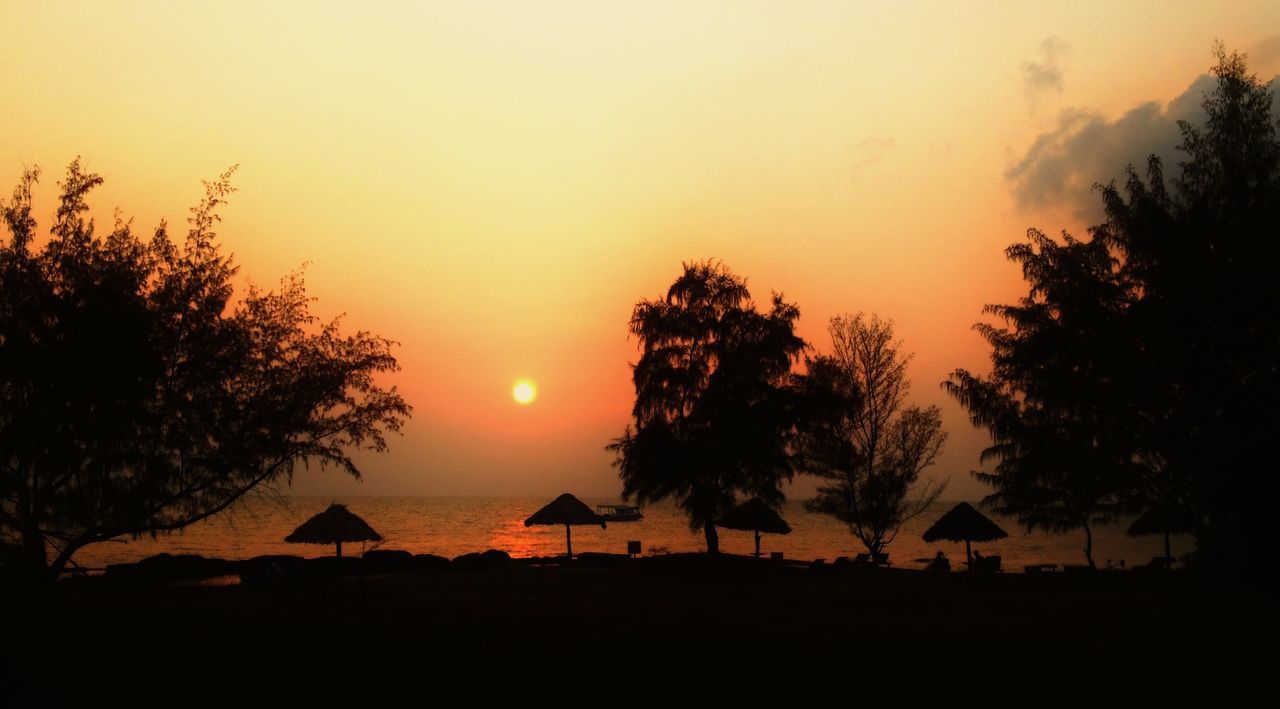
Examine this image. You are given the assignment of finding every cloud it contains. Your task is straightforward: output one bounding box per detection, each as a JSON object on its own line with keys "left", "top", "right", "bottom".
{"left": 1004, "top": 72, "right": 1280, "bottom": 221}
{"left": 1253, "top": 34, "right": 1280, "bottom": 69}
{"left": 849, "top": 136, "right": 895, "bottom": 178}
{"left": 1021, "top": 37, "right": 1071, "bottom": 112}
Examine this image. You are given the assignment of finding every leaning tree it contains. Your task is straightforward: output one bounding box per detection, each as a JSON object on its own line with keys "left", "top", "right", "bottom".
{"left": 0, "top": 159, "right": 411, "bottom": 580}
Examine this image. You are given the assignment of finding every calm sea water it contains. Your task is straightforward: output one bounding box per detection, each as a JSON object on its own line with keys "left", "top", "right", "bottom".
{"left": 69, "top": 496, "right": 1190, "bottom": 572}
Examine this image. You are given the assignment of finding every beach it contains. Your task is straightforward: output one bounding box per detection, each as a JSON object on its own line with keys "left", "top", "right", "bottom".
{"left": 7, "top": 11, "right": 1280, "bottom": 702}
{"left": 8, "top": 554, "right": 1268, "bottom": 701}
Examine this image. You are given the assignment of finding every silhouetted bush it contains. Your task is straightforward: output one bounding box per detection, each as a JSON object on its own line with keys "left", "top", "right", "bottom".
{"left": 238, "top": 555, "right": 306, "bottom": 585}
{"left": 412, "top": 554, "right": 451, "bottom": 571}
{"left": 451, "top": 549, "right": 512, "bottom": 570}
{"left": 103, "top": 554, "right": 234, "bottom": 585}
{"left": 361, "top": 549, "right": 416, "bottom": 573}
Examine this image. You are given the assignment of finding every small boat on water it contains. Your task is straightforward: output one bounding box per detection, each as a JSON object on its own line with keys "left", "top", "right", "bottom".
{"left": 596, "top": 504, "right": 643, "bottom": 522}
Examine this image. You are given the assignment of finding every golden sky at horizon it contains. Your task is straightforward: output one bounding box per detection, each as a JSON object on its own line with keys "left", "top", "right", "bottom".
{"left": 4, "top": 2, "right": 1279, "bottom": 500}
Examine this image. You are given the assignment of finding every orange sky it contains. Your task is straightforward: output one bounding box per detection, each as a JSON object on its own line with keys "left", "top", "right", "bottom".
{"left": 3, "top": 3, "right": 1279, "bottom": 500}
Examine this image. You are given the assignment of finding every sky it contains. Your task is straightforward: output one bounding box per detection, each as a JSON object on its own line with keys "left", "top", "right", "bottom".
{"left": 3, "top": 2, "right": 1279, "bottom": 501}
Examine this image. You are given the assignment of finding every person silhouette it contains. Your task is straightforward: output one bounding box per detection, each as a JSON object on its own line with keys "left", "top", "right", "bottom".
{"left": 928, "top": 550, "right": 950, "bottom": 572}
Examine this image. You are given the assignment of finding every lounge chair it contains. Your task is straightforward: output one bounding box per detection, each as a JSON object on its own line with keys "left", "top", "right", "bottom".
{"left": 852, "top": 552, "right": 890, "bottom": 567}
{"left": 973, "top": 555, "right": 1001, "bottom": 573}
{"left": 1134, "top": 556, "right": 1175, "bottom": 572}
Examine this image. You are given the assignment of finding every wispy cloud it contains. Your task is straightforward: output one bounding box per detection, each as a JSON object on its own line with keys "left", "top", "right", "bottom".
{"left": 1021, "top": 37, "right": 1071, "bottom": 113}
{"left": 850, "top": 136, "right": 895, "bottom": 179}
{"left": 1253, "top": 34, "right": 1280, "bottom": 69}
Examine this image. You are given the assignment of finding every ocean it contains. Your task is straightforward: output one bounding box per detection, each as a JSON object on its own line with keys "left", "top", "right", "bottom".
{"left": 68, "top": 496, "right": 1191, "bottom": 572}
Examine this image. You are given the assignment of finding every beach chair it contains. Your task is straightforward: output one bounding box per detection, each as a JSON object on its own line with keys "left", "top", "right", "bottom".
{"left": 1134, "top": 556, "right": 1174, "bottom": 572}
{"left": 974, "top": 555, "right": 1001, "bottom": 573}
{"left": 851, "top": 553, "right": 890, "bottom": 567}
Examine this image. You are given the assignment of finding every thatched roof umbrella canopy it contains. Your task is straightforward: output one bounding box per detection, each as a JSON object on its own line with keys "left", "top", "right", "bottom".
{"left": 1128, "top": 503, "right": 1194, "bottom": 560}
{"left": 922, "top": 502, "right": 1008, "bottom": 566}
{"left": 716, "top": 498, "right": 791, "bottom": 558}
{"left": 285, "top": 503, "right": 382, "bottom": 558}
{"left": 524, "top": 493, "right": 606, "bottom": 559}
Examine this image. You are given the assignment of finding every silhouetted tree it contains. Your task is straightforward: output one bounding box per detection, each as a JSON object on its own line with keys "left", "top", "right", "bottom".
{"left": 948, "top": 45, "right": 1280, "bottom": 573}
{"left": 0, "top": 160, "right": 410, "bottom": 580}
{"left": 945, "top": 234, "right": 1133, "bottom": 567}
{"left": 799, "top": 314, "right": 947, "bottom": 557}
{"left": 608, "top": 261, "right": 806, "bottom": 554}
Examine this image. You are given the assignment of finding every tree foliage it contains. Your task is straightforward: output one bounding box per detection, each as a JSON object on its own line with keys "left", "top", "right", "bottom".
{"left": 947, "top": 46, "right": 1280, "bottom": 572}
{"left": 608, "top": 261, "right": 806, "bottom": 553}
{"left": 0, "top": 160, "right": 411, "bottom": 579}
{"left": 944, "top": 232, "right": 1133, "bottom": 567}
{"left": 798, "top": 314, "right": 947, "bottom": 556}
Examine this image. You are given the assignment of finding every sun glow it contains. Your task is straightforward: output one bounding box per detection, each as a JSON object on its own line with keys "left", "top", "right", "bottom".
{"left": 512, "top": 380, "right": 537, "bottom": 405}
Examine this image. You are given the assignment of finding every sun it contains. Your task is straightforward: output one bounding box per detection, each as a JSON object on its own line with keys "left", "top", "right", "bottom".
{"left": 512, "top": 380, "right": 537, "bottom": 405}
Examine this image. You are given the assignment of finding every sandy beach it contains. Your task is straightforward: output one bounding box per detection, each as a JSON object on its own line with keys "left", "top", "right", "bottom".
{"left": 7, "top": 554, "right": 1270, "bottom": 701}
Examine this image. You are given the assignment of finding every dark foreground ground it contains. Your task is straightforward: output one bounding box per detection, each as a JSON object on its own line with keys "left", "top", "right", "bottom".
{"left": 4, "top": 554, "right": 1274, "bottom": 702}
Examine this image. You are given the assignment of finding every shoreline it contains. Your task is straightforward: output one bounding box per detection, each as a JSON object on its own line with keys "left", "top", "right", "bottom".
{"left": 61, "top": 495, "right": 1192, "bottom": 572}
{"left": 60, "top": 545, "right": 1169, "bottom": 586}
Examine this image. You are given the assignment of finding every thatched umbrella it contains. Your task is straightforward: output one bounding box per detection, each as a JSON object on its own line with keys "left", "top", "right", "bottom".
{"left": 285, "top": 503, "right": 382, "bottom": 558}
{"left": 922, "top": 502, "right": 1008, "bottom": 567}
{"left": 1128, "top": 503, "right": 1194, "bottom": 560}
{"left": 716, "top": 498, "right": 792, "bottom": 557}
{"left": 524, "top": 493, "right": 606, "bottom": 559}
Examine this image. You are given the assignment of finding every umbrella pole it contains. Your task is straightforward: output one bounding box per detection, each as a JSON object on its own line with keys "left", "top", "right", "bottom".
{"left": 566, "top": 524, "right": 573, "bottom": 560}
{"left": 336, "top": 540, "right": 343, "bottom": 558}
{"left": 754, "top": 530, "right": 761, "bottom": 558}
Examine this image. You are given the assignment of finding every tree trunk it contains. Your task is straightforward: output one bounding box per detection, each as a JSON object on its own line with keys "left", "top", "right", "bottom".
{"left": 1083, "top": 522, "right": 1094, "bottom": 569}
{"left": 704, "top": 524, "right": 719, "bottom": 555}
{"left": 20, "top": 525, "right": 49, "bottom": 580}
{"left": 869, "top": 537, "right": 883, "bottom": 558}
{"left": 47, "top": 538, "right": 86, "bottom": 582}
